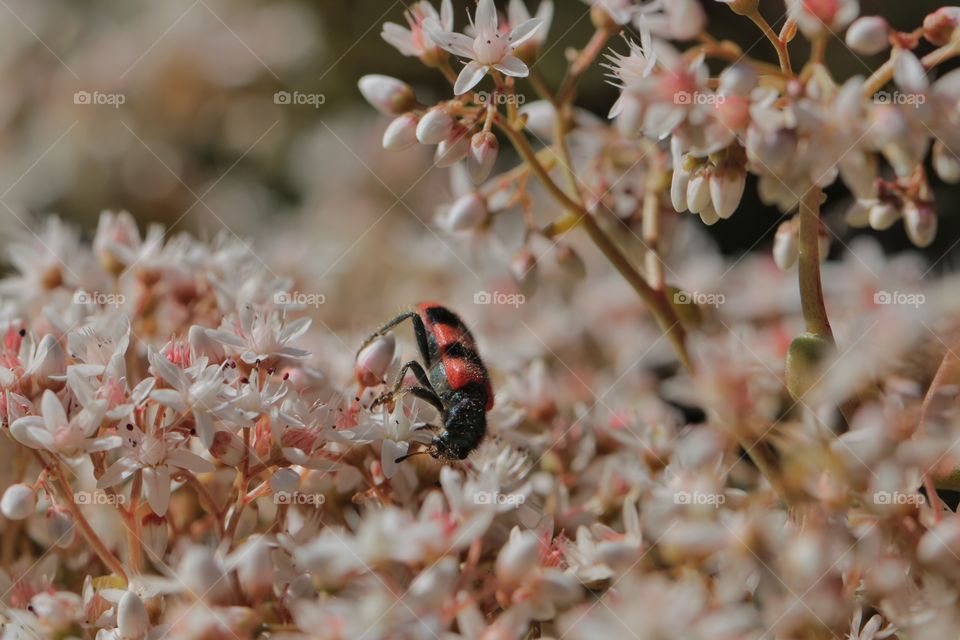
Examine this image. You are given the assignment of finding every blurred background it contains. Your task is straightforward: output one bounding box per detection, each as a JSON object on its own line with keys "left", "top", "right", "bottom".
{"left": 0, "top": 0, "right": 955, "bottom": 314}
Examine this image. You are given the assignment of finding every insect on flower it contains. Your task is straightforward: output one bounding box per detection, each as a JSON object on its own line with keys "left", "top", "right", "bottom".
{"left": 357, "top": 302, "right": 494, "bottom": 461}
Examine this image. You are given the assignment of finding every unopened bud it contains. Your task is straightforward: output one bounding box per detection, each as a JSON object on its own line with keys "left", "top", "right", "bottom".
{"left": 210, "top": 430, "right": 247, "bottom": 467}
{"left": 355, "top": 333, "right": 395, "bottom": 387}
{"left": 141, "top": 513, "right": 168, "bottom": 561}
{"left": 555, "top": 244, "right": 586, "bottom": 280}
{"left": 434, "top": 131, "right": 470, "bottom": 167}
{"left": 46, "top": 505, "right": 75, "bottom": 548}
{"left": 670, "top": 164, "right": 690, "bottom": 212}
{"left": 446, "top": 192, "right": 489, "bottom": 231}
{"left": 358, "top": 75, "right": 417, "bottom": 116}
{"left": 1, "top": 483, "right": 37, "bottom": 520}
{"left": 709, "top": 167, "right": 746, "bottom": 219}
{"left": 904, "top": 201, "right": 937, "bottom": 248}
{"left": 773, "top": 219, "right": 799, "bottom": 270}
{"left": 510, "top": 248, "right": 538, "bottom": 296}
{"left": 382, "top": 114, "right": 419, "bottom": 151}
{"left": 118, "top": 590, "right": 149, "bottom": 639}
{"left": 698, "top": 204, "right": 720, "bottom": 226}
{"left": 846, "top": 16, "right": 890, "bottom": 55}
{"left": 686, "top": 171, "right": 711, "bottom": 215}
{"left": 923, "top": 8, "right": 960, "bottom": 46}
{"left": 869, "top": 201, "right": 900, "bottom": 231}
{"left": 468, "top": 132, "right": 499, "bottom": 183}
{"left": 416, "top": 108, "right": 455, "bottom": 144}
{"left": 933, "top": 141, "right": 960, "bottom": 184}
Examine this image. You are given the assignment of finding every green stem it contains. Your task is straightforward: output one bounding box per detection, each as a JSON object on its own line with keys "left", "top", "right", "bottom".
{"left": 798, "top": 187, "right": 833, "bottom": 341}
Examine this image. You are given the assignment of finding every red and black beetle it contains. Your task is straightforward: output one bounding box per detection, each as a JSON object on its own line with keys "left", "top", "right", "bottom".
{"left": 358, "top": 302, "right": 493, "bottom": 461}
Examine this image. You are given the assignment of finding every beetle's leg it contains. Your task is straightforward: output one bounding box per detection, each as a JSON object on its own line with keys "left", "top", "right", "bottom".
{"left": 414, "top": 423, "right": 439, "bottom": 432}
{"left": 371, "top": 360, "right": 444, "bottom": 414}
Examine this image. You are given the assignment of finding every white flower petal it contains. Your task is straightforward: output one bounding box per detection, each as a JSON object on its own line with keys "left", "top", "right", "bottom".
{"left": 493, "top": 55, "right": 529, "bottom": 78}
{"left": 507, "top": 18, "right": 543, "bottom": 49}
{"left": 168, "top": 448, "right": 216, "bottom": 474}
{"left": 475, "top": 0, "right": 499, "bottom": 36}
{"left": 143, "top": 466, "right": 172, "bottom": 516}
{"left": 40, "top": 389, "right": 67, "bottom": 432}
{"left": 455, "top": 61, "right": 489, "bottom": 95}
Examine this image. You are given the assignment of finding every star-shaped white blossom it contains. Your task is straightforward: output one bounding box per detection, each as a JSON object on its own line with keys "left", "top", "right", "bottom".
{"left": 426, "top": 0, "right": 543, "bottom": 95}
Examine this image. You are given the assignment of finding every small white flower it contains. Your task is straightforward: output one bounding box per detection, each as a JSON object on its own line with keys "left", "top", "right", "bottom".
{"left": 10, "top": 389, "right": 117, "bottom": 457}
{"left": 381, "top": 0, "right": 453, "bottom": 62}
{"left": 426, "top": 0, "right": 543, "bottom": 94}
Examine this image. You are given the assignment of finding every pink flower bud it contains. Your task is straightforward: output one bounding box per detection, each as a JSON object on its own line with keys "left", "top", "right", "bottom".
{"left": 468, "top": 132, "right": 499, "bottom": 183}
{"left": 434, "top": 131, "right": 470, "bottom": 167}
{"left": 416, "top": 108, "right": 454, "bottom": 144}
{"left": 382, "top": 114, "right": 419, "bottom": 151}
{"left": 923, "top": 8, "right": 960, "bottom": 46}
{"left": 118, "top": 590, "right": 149, "bottom": 639}
{"left": 1, "top": 483, "right": 37, "bottom": 520}
{"left": 904, "top": 201, "right": 937, "bottom": 248}
{"left": 357, "top": 75, "right": 417, "bottom": 116}
{"left": 46, "top": 505, "right": 75, "bottom": 548}
{"left": 142, "top": 513, "right": 169, "bottom": 561}
{"left": 869, "top": 201, "right": 900, "bottom": 231}
{"left": 446, "top": 193, "right": 489, "bottom": 231}
{"left": 773, "top": 220, "right": 799, "bottom": 270}
{"left": 709, "top": 167, "right": 746, "bottom": 219}
{"left": 686, "top": 171, "right": 711, "bottom": 214}
{"left": 210, "top": 430, "right": 247, "bottom": 467}
{"left": 355, "top": 333, "right": 395, "bottom": 387}
{"left": 846, "top": 16, "right": 890, "bottom": 55}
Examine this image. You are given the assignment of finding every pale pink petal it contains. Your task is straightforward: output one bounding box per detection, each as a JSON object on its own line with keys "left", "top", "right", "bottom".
{"left": 98, "top": 457, "right": 140, "bottom": 489}
{"left": 382, "top": 23, "right": 418, "bottom": 56}
{"left": 493, "top": 55, "right": 529, "bottom": 78}
{"left": 381, "top": 439, "right": 408, "bottom": 479}
{"left": 475, "top": 0, "right": 499, "bottom": 37}
{"left": 10, "top": 419, "right": 54, "bottom": 450}
{"left": 40, "top": 389, "right": 67, "bottom": 432}
{"left": 168, "top": 448, "right": 216, "bottom": 474}
{"left": 143, "top": 466, "right": 172, "bottom": 516}
{"left": 455, "top": 61, "right": 488, "bottom": 95}
{"left": 87, "top": 435, "right": 123, "bottom": 452}
{"left": 425, "top": 25, "right": 475, "bottom": 58}
{"left": 150, "top": 389, "right": 188, "bottom": 412}
{"left": 507, "top": 18, "right": 543, "bottom": 49}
